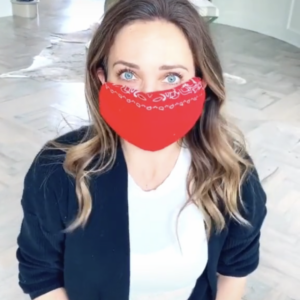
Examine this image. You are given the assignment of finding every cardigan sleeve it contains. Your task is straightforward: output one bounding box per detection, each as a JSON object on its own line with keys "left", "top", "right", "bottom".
{"left": 217, "top": 167, "right": 267, "bottom": 277}
{"left": 16, "top": 154, "right": 67, "bottom": 299}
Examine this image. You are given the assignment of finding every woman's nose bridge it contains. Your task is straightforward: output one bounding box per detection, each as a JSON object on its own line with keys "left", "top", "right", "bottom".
{"left": 139, "top": 79, "right": 159, "bottom": 93}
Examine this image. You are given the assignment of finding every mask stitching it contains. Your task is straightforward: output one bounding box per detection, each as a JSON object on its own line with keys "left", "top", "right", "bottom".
{"left": 103, "top": 81, "right": 205, "bottom": 111}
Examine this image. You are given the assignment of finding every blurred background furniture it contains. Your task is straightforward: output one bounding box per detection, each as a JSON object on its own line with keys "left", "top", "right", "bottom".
{"left": 213, "top": 0, "right": 300, "bottom": 48}
{"left": 10, "top": 0, "right": 39, "bottom": 18}
{"left": 189, "top": 0, "right": 219, "bottom": 23}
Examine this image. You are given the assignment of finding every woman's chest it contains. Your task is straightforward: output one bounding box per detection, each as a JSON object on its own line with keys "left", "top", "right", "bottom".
{"left": 61, "top": 151, "right": 219, "bottom": 300}
{"left": 128, "top": 182, "right": 208, "bottom": 299}
{"left": 63, "top": 183, "right": 208, "bottom": 300}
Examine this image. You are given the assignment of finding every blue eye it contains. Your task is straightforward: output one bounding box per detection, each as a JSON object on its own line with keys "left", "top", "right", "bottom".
{"left": 164, "top": 74, "right": 181, "bottom": 84}
{"left": 120, "top": 71, "right": 135, "bottom": 81}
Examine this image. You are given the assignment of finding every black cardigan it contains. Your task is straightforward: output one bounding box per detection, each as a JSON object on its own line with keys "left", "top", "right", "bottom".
{"left": 17, "top": 127, "right": 267, "bottom": 300}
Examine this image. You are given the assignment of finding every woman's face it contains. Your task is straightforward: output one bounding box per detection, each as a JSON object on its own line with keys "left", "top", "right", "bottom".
{"left": 98, "top": 20, "right": 195, "bottom": 92}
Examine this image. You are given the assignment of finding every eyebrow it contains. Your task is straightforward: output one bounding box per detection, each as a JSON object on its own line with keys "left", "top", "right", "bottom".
{"left": 159, "top": 64, "right": 188, "bottom": 71}
{"left": 113, "top": 61, "right": 140, "bottom": 69}
{"left": 113, "top": 60, "right": 188, "bottom": 71}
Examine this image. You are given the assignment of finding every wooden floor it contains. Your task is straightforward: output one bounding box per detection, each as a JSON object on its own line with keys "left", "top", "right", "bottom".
{"left": 0, "top": 1, "right": 300, "bottom": 299}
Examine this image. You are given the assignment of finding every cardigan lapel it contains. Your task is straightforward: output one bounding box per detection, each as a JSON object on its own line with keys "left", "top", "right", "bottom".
{"left": 88, "top": 146, "right": 130, "bottom": 299}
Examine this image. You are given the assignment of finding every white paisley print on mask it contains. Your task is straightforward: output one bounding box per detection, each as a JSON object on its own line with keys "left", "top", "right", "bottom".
{"left": 104, "top": 77, "right": 204, "bottom": 110}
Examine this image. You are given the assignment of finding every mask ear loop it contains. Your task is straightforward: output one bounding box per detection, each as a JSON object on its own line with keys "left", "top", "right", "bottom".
{"left": 195, "top": 67, "right": 212, "bottom": 103}
{"left": 195, "top": 67, "right": 203, "bottom": 79}
{"left": 102, "top": 57, "right": 109, "bottom": 81}
{"left": 102, "top": 66, "right": 108, "bottom": 81}
{"left": 97, "top": 58, "right": 108, "bottom": 82}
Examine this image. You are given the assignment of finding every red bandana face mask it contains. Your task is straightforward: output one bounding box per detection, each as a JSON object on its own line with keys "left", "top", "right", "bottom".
{"left": 99, "top": 77, "right": 206, "bottom": 151}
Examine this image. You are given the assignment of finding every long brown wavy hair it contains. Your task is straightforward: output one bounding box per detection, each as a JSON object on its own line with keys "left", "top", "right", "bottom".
{"left": 56, "top": 0, "right": 251, "bottom": 233}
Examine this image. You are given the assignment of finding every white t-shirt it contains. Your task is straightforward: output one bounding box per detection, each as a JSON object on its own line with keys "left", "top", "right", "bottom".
{"left": 128, "top": 147, "right": 208, "bottom": 300}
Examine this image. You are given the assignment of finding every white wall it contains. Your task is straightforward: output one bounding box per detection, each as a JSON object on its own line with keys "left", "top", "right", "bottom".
{"left": 213, "top": 0, "right": 300, "bottom": 48}
{"left": 0, "top": 0, "right": 12, "bottom": 17}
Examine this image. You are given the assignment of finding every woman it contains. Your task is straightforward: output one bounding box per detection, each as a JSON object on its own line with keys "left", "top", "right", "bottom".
{"left": 16, "top": 0, "right": 267, "bottom": 300}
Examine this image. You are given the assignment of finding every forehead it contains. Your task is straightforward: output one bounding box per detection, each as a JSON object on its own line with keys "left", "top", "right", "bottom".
{"left": 108, "top": 20, "right": 194, "bottom": 67}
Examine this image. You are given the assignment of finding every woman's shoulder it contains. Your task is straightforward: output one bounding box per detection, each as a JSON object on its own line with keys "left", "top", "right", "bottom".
{"left": 24, "top": 126, "right": 92, "bottom": 199}
{"left": 215, "top": 161, "right": 267, "bottom": 277}
{"left": 231, "top": 160, "right": 267, "bottom": 235}
{"left": 53, "top": 125, "right": 92, "bottom": 146}
{"left": 242, "top": 161, "right": 266, "bottom": 210}
{"left": 34, "top": 125, "right": 92, "bottom": 169}
{"left": 21, "top": 126, "right": 93, "bottom": 224}
{"left": 44, "top": 125, "right": 92, "bottom": 155}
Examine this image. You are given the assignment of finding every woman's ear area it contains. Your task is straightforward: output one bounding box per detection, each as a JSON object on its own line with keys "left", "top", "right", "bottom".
{"left": 97, "top": 68, "right": 106, "bottom": 85}
{"left": 202, "top": 79, "right": 208, "bottom": 89}
{"left": 195, "top": 67, "right": 207, "bottom": 88}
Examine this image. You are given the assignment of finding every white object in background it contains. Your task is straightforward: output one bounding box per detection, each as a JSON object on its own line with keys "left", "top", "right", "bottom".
{"left": 189, "top": 0, "right": 219, "bottom": 18}
{"left": 0, "top": 0, "right": 13, "bottom": 17}
{"left": 11, "top": 0, "right": 39, "bottom": 19}
{"left": 213, "top": 0, "right": 300, "bottom": 48}
{"left": 0, "top": 55, "right": 53, "bottom": 78}
{"left": 223, "top": 73, "right": 247, "bottom": 85}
